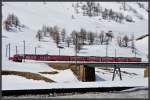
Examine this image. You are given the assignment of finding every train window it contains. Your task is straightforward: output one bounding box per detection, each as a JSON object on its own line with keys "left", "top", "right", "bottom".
{"left": 34, "top": 56, "right": 36, "bottom": 59}
{"left": 37, "top": 56, "right": 39, "bottom": 59}
{"left": 45, "top": 56, "right": 47, "bottom": 60}
{"left": 28, "top": 56, "right": 30, "bottom": 59}
{"left": 26, "top": 56, "right": 29, "bottom": 59}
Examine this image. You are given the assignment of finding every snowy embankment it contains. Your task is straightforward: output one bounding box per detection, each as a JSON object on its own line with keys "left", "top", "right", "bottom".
{"left": 2, "top": 75, "right": 148, "bottom": 90}
{"left": 2, "top": 54, "right": 147, "bottom": 90}
{"left": 2, "top": 58, "right": 147, "bottom": 90}
{"left": 2, "top": 2, "right": 148, "bottom": 90}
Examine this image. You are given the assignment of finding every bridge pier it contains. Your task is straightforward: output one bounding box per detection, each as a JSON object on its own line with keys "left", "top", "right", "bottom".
{"left": 144, "top": 67, "right": 149, "bottom": 77}
{"left": 49, "top": 64, "right": 96, "bottom": 82}
{"left": 49, "top": 62, "right": 148, "bottom": 82}
{"left": 79, "top": 65, "right": 95, "bottom": 82}
{"left": 112, "top": 65, "right": 122, "bottom": 81}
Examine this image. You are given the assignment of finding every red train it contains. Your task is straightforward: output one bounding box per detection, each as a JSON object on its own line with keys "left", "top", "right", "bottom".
{"left": 9, "top": 54, "right": 141, "bottom": 62}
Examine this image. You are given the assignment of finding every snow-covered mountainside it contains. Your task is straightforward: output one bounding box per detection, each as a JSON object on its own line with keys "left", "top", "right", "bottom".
{"left": 2, "top": 2, "right": 148, "bottom": 90}
{"left": 2, "top": 2, "right": 148, "bottom": 60}
{"left": 2, "top": 2, "right": 148, "bottom": 34}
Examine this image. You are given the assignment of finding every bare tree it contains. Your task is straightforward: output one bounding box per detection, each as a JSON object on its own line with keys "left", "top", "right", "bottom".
{"left": 99, "top": 31, "right": 105, "bottom": 44}
{"left": 131, "top": 34, "right": 135, "bottom": 53}
{"left": 87, "top": 32, "right": 95, "bottom": 45}
{"left": 4, "top": 13, "right": 21, "bottom": 31}
{"left": 55, "top": 33, "right": 60, "bottom": 47}
{"left": 102, "top": 8, "right": 108, "bottom": 19}
{"left": 108, "top": 9, "right": 114, "bottom": 20}
{"left": 66, "top": 36, "right": 71, "bottom": 47}
{"left": 122, "top": 2, "right": 127, "bottom": 11}
{"left": 86, "top": 2, "right": 95, "bottom": 17}
{"left": 137, "top": 3, "right": 145, "bottom": 9}
{"left": 71, "top": 30, "right": 83, "bottom": 53}
{"left": 36, "top": 30, "right": 43, "bottom": 41}
{"left": 71, "top": 30, "right": 78, "bottom": 45}
{"left": 80, "top": 28, "right": 87, "bottom": 45}
{"left": 42, "top": 25, "right": 47, "bottom": 37}
{"left": 123, "top": 35, "right": 129, "bottom": 47}
{"left": 76, "top": 34, "right": 82, "bottom": 53}
{"left": 117, "top": 35, "right": 122, "bottom": 47}
{"left": 61, "top": 28, "right": 66, "bottom": 42}
{"left": 53, "top": 25, "right": 60, "bottom": 47}
{"left": 4, "top": 20, "right": 10, "bottom": 31}
{"left": 72, "top": 15, "right": 75, "bottom": 19}
{"left": 105, "top": 30, "right": 114, "bottom": 42}
{"left": 49, "top": 26, "right": 54, "bottom": 37}
{"left": 118, "top": 13, "right": 124, "bottom": 23}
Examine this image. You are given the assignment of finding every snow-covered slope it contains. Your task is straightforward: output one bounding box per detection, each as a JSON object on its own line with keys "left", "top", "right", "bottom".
{"left": 2, "top": 2, "right": 148, "bottom": 36}
{"left": 135, "top": 36, "right": 148, "bottom": 61}
{"left": 2, "top": 2, "right": 148, "bottom": 90}
{"left": 2, "top": 74, "right": 148, "bottom": 90}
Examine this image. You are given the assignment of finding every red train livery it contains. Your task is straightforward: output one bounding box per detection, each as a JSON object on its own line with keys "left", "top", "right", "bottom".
{"left": 9, "top": 54, "right": 141, "bottom": 62}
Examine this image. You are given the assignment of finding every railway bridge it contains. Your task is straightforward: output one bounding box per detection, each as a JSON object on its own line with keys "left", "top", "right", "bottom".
{"left": 32, "top": 61, "right": 149, "bottom": 82}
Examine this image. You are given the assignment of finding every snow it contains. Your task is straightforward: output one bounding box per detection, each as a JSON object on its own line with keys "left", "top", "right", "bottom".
{"left": 2, "top": 2, "right": 148, "bottom": 90}
{"left": 95, "top": 68, "right": 145, "bottom": 82}
{"left": 2, "top": 2, "right": 148, "bottom": 59}
{"left": 2, "top": 59, "right": 58, "bottom": 73}
{"left": 2, "top": 75, "right": 52, "bottom": 90}
{"left": 135, "top": 36, "right": 148, "bottom": 61}
{"left": 2, "top": 2, "right": 148, "bottom": 36}
{"left": 41, "top": 69, "right": 79, "bottom": 83}
{"left": 2, "top": 75, "right": 148, "bottom": 90}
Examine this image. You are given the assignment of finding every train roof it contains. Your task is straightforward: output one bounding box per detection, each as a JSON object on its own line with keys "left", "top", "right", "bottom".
{"left": 14, "top": 54, "right": 141, "bottom": 58}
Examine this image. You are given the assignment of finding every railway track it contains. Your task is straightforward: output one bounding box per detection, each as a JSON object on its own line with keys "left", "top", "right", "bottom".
{"left": 2, "top": 87, "right": 134, "bottom": 96}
